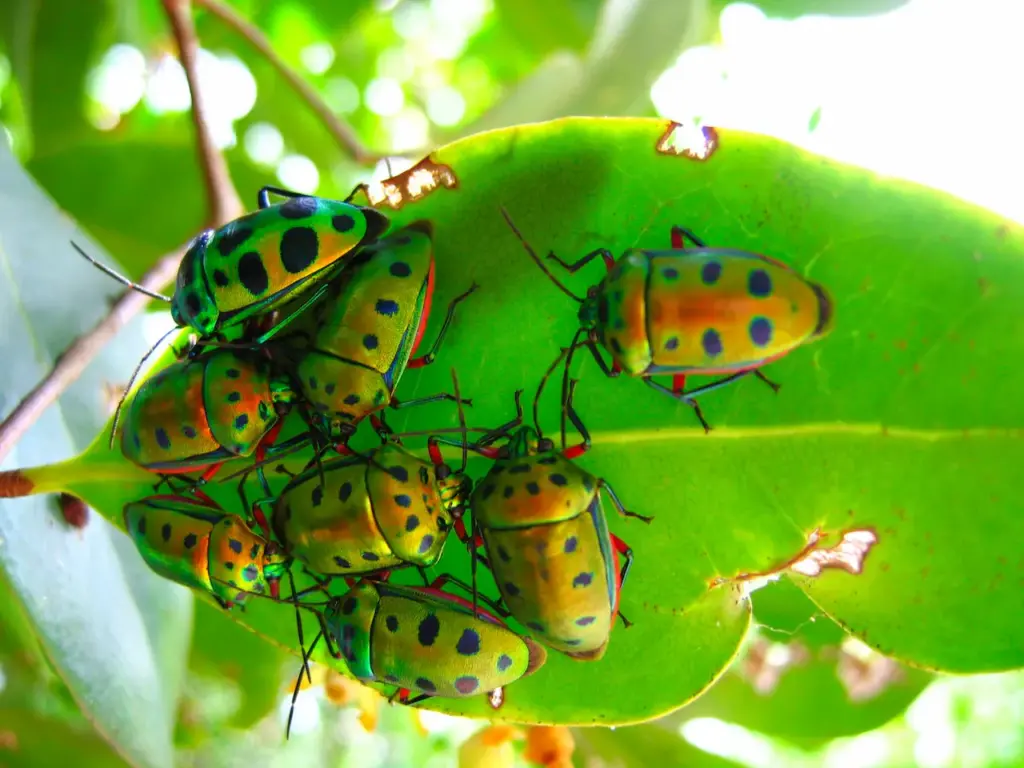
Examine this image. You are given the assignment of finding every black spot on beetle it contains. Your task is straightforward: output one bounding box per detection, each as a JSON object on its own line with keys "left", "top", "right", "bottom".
{"left": 311, "top": 486, "right": 323, "bottom": 507}
{"left": 227, "top": 391, "right": 241, "bottom": 403}
{"left": 234, "top": 414, "right": 249, "bottom": 431}
{"left": 418, "top": 615, "right": 440, "bottom": 646}
{"left": 456, "top": 629, "right": 481, "bottom": 656}
{"left": 509, "top": 464, "right": 531, "bottom": 474}
{"left": 229, "top": 539, "right": 243, "bottom": 554}
{"left": 361, "top": 552, "right": 379, "bottom": 561}
{"left": 550, "top": 473, "right": 568, "bottom": 486}
{"left": 504, "top": 582, "right": 520, "bottom": 597}
{"left": 279, "top": 196, "right": 318, "bottom": 219}
{"left": 212, "top": 269, "right": 230, "bottom": 287}
{"left": 386, "top": 615, "right": 399, "bottom": 632}
{"left": 243, "top": 564, "right": 259, "bottom": 581}
{"left": 332, "top": 214, "right": 354, "bottom": 232}
{"left": 155, "top": 428, "right": 171, "bottom": 450}
{"left": 238, "top": 251, "right": 269, "bottom": 295}
{"left": 573, "top": 572, "right": 594, "bottom": 588}
{"left": 280, "top": 227, "right": 319, "bottom": 274}
{"left": 454, "top": 676, "right": 479, "bottom": 694}
{"left": 564, "top": 536, "right": 578, "bottom": 553}
{"left": 338, "top": 482, "right": 353, "bottom": 502}
{"left": 389, "top": 466, "right": 409, "bottom": 482}
{"left": 405, "top": 515, "right": 419, "bottom": 531}
{"left": 415, "top": 677, "right": 436, "bottom": 693}
{"left": 394, "top": 494, "right": 412, "bottom": 507}
{"left": 160, "top": 523, "right": 172, "bottom": 542}
{"left": 497, "top": 654, "right": 513, "bottom": 671}
{"left": 343, "top": 393, "right": 360, "bottom": 405}
{"left": 333, "top": 555, "right": 351, "bottom": 568}
{"left": 216, "top": 225, "right": 253, "bottom": 256}
{"left": 526, "top": 482, "right": 540, "bottom": 495}
{"left": 576, "top": 616, "right": 597, "bottom": 626}
{"left": 389, "top": 261, "right": 412, "bottom": 277}
{"left": 418, "top": 535, "right": 434, "bottom": 553}
{"left": 376, "top": 299, "right": 399, "bottom": 316}
{"left": 183, "top": 533, "right": 197, "bottom": 549}
{"left": 342, "top": 597, "right": 357, "bottom": 615}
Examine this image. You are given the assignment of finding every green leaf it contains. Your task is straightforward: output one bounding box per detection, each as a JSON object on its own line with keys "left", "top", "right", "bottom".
{"left": 0, "top": 0, "right": 112, "bottom": 155}
{"left": 3, "top": 118, "right": 1022, "bottom": 727}
{"left": 576, "top": 722, "right": 744, "bottom": 768}
{"left": 0, "top": 141, "right": 193, "bottom": 768}
{"left": 0, "top": 708, "right": 127, "bottom": 768}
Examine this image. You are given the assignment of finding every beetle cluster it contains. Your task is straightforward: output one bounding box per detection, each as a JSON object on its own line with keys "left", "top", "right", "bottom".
{"left": 81, "top": 184, "right": 834, "bottom": 723}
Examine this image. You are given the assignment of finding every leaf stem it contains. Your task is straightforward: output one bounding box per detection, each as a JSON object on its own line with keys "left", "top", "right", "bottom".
{"left": 0, "top": 0, "right": 242, "bottom": 465}
{"left": 194, "top": 0, "right": 382, "bottom": 166}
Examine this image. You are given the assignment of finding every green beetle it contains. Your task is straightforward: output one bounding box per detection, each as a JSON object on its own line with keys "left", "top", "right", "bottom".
{"left": 76, "top": 185, "right": 389, "bottom": 345}
{"left": 502, "top": 210, "right": 834, "bottom": 431}
{"left": 320, "top": 579, "right": 546, "bottom": 705}
{"left": 445, "top": 361, "right": 650, "bottom": 661}
{"left": 123, "top": 493, "right": 291, "bottom": 609}
{"left": 295, "top": 220, "right": 476, "bottom": 443}
{"left": 120, "top": 348, "right": 300, "bottom": 485}
{"left": 271, "top": 439, "right": 471, "bottom": 579}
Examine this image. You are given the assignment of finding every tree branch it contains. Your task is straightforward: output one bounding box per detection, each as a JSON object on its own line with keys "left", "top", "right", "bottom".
{"left": 194, "top": 0, "right": 381, "bottom": 166}
{"left": 0, "top": 0, "right": 243, "bottom": 464}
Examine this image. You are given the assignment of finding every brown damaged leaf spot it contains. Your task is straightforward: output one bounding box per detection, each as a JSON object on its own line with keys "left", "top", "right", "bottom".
{"left": 0, "top": 730, "right": 17, "bottom": 750}
{"left": 655, "top": 121, "right": 719, "bottom": 161}
{"left": 366, "top": 156, "right": 458, "bottom": 210}
{"left": 837, "top": 639, "right": 904, "bottom": 702}
{"left": 0, "top": 470, "right": 34, "bottom": 498}
{"left": 710, "top": 527, "right": 879, "bottom": 592}
{"left": 739, "top": 636, "right": 810, "bottom": 695}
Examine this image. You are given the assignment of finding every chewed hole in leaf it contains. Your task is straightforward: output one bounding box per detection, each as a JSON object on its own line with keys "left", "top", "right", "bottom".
{"left": 655, "top": 121, "right": 719, "bottom": 161}
{"left": 712, "top": 527, "right": 879, "bottom": 597}
{"left": 791, "top": 529, "right": 878, "bottom": 577}
{"left": 367, "top": 157, "right": 458, "bottom": 210}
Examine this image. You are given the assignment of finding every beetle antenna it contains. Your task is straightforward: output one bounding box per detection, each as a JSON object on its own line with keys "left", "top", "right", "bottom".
{"left": 499, "top": 208, "right": 584, "bottom": 303}
{"left": 534, "top": 346, "right": 570, "bottom": 439}
{"left": 286, "top": 629, "right": 322, "bottom": 739}
{"left": 72, "top": 241, "right": 172, "bottom": 302}
{"left": 109, "top": 325, "right": 179, "bottom": 450}
{"left": 449, "top": 367, "right": 469, "bottom": 474}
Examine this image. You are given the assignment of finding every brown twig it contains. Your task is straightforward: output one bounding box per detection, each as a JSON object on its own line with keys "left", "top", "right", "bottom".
{"left": 0, "top": 0, "right": 243, "bottom": 465}
{"left": 194, "top": 0, "right": 381, "bottom": 166}
{"left": 164, "top": 0, "right": 244, "bottom": 223}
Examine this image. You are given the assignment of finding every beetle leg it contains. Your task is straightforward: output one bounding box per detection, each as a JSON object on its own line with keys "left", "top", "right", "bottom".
{"left": 610, "top": 534, "right": 636, "bottom": 592}
{"left": 643, "top": 378, "right": 712, "bottom": 433}
{"left": 671, "top": 373, "right": 687, "bottom": 395}
{"left": 561, "top": 379, "right": 592, "bottom": 460}
{"left": 257, "top": 184, "right": 309, "bottom": 208}
{"left": 754, "top": 369, "right": 782, "bottom": 393}
{"left": 398, "top": 691, "right": 431, "bottom": 706}
{"left": 547, "top": 247, "right": 617, "bottom": 275}
{"left": 669, "top": 226, "right": 707, "bottom": 249}
{"left": 599, "top": 479, "right": 653, "bottom": 524}
{"left": 407, "top": 283, "right": 479, "bottom": 368}
{"left": 390, "top": 392, "right": 473, "bottom": 410}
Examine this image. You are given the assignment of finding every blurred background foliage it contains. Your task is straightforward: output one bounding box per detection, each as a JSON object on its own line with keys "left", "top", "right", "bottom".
{"left": 0, "top": 0, "right": 1021, "bottom": 765}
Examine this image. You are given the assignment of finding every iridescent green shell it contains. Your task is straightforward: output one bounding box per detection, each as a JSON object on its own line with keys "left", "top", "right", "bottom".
{"left": 470, "top": 427, "right": 618, "bottom": 659}
{"left": 170, "top": 197, "right": 390, "bottom": 335}
{"left": 272, "top": 442, "right": 466, "bottom": 575}
{"left": 581, "top": 247, "right": 834, "bottom": 376}
{"left": 325, "top": 581, "right": 546, "bottom": 698}
{"left": 120, "top": 350, "right": 287, "bottom": 473}
{"left": 123, "top": 495, "right": 289, "bottom": 606}
{"left": 297, "top": 222, "right": 433, "bottom": 427}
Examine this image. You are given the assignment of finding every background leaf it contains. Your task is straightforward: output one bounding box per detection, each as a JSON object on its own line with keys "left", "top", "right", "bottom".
{"left": 0, "top": 141, "right": 193, "bottom": 768}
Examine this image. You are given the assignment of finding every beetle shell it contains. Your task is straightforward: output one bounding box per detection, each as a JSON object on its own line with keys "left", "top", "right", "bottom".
{"left": 124, "top": 495, "right": 289, "bottom": 605}
{"left": 272, "top": 442, "right": 463, "bottom": 575}
{"left": 325, "top": 581, "right": 546, "bottom": 698}
{"left": 121, "top": 350, "right": 284, "bottom": 473}
{"left": 470, "top": 428, "right": 619, "bottom": 659}
{"left": 171, "top": 197, "right": 390, "bottom": 335}
{"left": 588, "top": 248, "right": 833, "bottom": 376}
{"left": 297, "top": 222, "right": 433, "bottom": 428}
